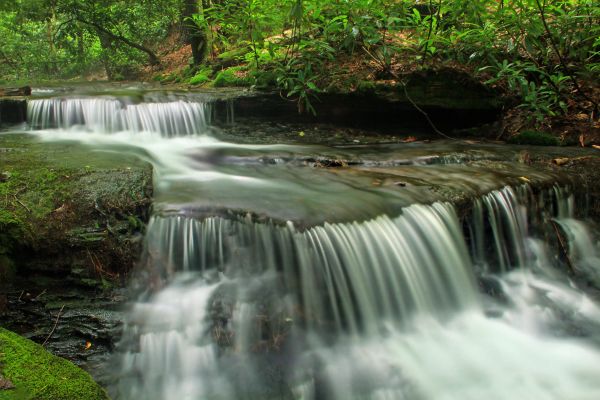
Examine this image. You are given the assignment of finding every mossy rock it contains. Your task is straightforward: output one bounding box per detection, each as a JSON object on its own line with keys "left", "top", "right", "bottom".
{"left": 0, "top": 328, "right": 109, "bottom": 399}
{"left": 216, "top": 48, "right": 247, "bottom": 62}
{"left": 0, "top": 133, "right": 152, "bottom": 280}
{"left": 508, "top": 130, "right": 560, "bottom": 146}
{"left": 355, "top": 80, "right": 377, "bottom": 94}
{"left": 214, "top": 66, "right": 253, "bottom": 87}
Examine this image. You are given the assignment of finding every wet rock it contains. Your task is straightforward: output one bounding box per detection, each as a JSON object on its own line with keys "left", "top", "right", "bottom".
{"left": 0, "top": 98, "right": 27, "bottom": 124}
{"left": 0, "top": 281, "right": 124, "bottom": 386}
{"left": 216, "top": 68, "right": 503, "bottom": 134}
{"left": 0, "top": 134, "right": 153, "bottom": 282}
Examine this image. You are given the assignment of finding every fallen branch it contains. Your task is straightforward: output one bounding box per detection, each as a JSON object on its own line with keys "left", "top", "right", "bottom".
{"left": 13, "top": 197, "right": 31, "bottom": 213}
{"left": 550, "top": 220, "right": 575, "bottom": 275}
{"left": 401, "top": 81, "right": 456, "bottom": 140}
{"left": 33, "top": 289, "right": 47, "bottom": 300}
{"left": 42, "top": 305, "right": 65, "bottom": 347}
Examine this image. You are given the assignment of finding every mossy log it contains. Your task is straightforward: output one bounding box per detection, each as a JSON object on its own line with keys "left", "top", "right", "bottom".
{"left": 0, "top": 87, "right": 31, "bottom": 97}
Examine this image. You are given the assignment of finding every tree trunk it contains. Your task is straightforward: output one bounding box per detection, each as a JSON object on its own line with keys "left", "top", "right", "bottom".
{"left": 182, "top": 0, "right": 206, "bottom": 66}
{"left": 76, "top": 23, "right": 85, "bottom": 64}
{"left": 97, "top": 31, "right": 114, "bottom": 79}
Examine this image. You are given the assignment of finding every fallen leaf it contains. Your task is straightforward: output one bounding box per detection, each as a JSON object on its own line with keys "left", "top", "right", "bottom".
{"left": 579, "top": 133, "right": 585, "bottom": 147}
{"left": 402, "top": 136, "right": 417, "bottom": 143}
{"left": 552, "top": 158, "right": 569, "bottom": 166}
{"left": 84, "top": 341, "right": 92, "bottom": 350}
{"left": 0, "top": 374, "right": 15, "bottom": 390}
{"left": 593, "top": 145, "right": 600, "bottom": 150}
{"left": 519, "top": 176, "right": 530, "bottom": 182}
{"left": 52, "top": 204, "right": 66, "bottom": 213}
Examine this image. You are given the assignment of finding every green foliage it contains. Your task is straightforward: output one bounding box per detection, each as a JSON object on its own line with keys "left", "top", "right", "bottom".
{"left": 0, "top": 0, "right": 597, "bottom": 121}
{"left": 189, "top": 66, "right": 214, "bottom": 85}
{"left": 0, "top": 0, "right": 180, "bottom": 80}
{"left": 481, "top": 59, "right": 569, "bottom": 123}
{"left": 0, "top": 328, "right": 109, "bottom": 400}
{"left": 189, "top": 72, "right": 211, "bottom": 86}
{"left": 214, "top": 66, "right": 252, "bottom": 87}
{"left": 508, "top": 130, "right": 560, "bottom": 146}
{"left": 356, "top": 80, "right": 377, "bottom": 93}
{"left": 253, "top": 70, "right": 278, "bottom": 89}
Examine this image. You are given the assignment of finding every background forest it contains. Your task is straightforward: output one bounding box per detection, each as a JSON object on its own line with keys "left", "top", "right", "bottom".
{"left": 0, "top": 0, "right": 598, "bottom": 124}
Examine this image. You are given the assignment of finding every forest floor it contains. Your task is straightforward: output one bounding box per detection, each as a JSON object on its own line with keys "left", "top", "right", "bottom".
{"left": 138, "top": 35, "right": 600, "bottom": 147}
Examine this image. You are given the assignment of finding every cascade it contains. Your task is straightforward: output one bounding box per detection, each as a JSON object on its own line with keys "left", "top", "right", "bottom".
{"left": 11, "top": 90, "right": 600, "bottom": 399}
{"left": 27, "top": 97, "right": 212, "bottom": 136}
{"left": 116, "top": 184, "right": 600, "bottom": 400}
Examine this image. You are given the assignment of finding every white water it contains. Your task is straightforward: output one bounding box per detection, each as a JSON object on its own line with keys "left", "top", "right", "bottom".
{"left": 119, "top": 189, "right": 600, "bottom": 400}
{"left": 18, "top": 94, "right": 600, "bottom": 399}
{"left": 28, "top": 97, "right": 211, "bottom": 136}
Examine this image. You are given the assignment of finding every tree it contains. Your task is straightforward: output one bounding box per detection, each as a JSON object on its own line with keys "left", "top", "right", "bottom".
{"left": 182, "top": 0, "right": 206, "bottom": 66}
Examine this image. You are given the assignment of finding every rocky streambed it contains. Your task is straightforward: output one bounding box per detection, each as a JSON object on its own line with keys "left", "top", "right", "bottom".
{"left": 1, "top": 84, "right": 599, "bottom": 398}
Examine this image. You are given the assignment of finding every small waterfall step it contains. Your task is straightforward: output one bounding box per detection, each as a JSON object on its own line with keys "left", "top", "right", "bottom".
{"left": 116, "top": 183, "right": 600, "bottom": 400}
{"left": 27, "top": 96, "right": 214, "bottom": 136}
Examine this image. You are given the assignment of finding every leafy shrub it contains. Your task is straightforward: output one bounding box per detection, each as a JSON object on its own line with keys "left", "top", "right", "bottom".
{"left": 508, "top": 131, "right": 559, "bottom": 146}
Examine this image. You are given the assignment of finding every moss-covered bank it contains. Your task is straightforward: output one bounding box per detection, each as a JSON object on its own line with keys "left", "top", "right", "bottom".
{"left": 0, "top": 328, "right": 108, "bottom": 400}
{"left": 0, "top": 133, "right": 152, "bottom": 287}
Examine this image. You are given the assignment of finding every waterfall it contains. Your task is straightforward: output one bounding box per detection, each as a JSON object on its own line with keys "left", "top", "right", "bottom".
{"left": 27, "top": 97, "right": 212, "bottom": 136}
{"left": 116, "top": 185, "right": 600, "bottom": 400}
{"left": 139, "top": 203, "right": 476, "bottom": 333}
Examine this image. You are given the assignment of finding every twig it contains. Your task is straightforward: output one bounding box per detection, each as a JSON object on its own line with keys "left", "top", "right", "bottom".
{"left": 14, "top": 197, "right": 31, "bottom": 213}
{"left": 42, "top": 305, "right": 65, "bottom": 347}
{"left": 550, "top": 220, "right": 575, "bottom": 275}
{"left": 17, "top": 290, "right": 24, "bottom": 301}
{"left": 33, "top": 289, "right": 47, "bottom": 300}
{"left": 401, "top": 81, "right": 456, "bottom": 140}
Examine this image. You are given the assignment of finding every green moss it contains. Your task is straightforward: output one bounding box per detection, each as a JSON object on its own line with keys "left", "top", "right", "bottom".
{"left": 189, "top": 74, "right": 209, "bottom": 85}
{"left": 356, "top": 80, "right": 376, "bottom": 93}
{"left": 127, "top": 215, "right": 143, "bottom": 231}
{"left": 213, "top": 66, "right": 253, "bottom": 87}
{"left": 508, "top": 130, "right": 560, "bottom": 146}
{"left": 0, "top": 328, "right": 109, "bottom": 400}
{"left": 189, "top": 67, "right": 213, "bottom": 86}
{"left": 216, "top": 48, "right": 247, "bottom": 62}
{"left": 159, "top": 72, "right": 178, "bottom": 83}
{"left": 0, "top": 133, "right": 152, "bottom": 279}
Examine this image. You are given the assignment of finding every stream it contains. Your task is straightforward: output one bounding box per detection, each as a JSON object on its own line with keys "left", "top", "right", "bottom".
{"left": 3, "top": 87, "right": 600, "bottom": 399}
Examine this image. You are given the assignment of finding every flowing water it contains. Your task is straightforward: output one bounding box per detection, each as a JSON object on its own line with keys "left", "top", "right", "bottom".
{"left": 12, "top": 93, "right": 600, "bottom": 399}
